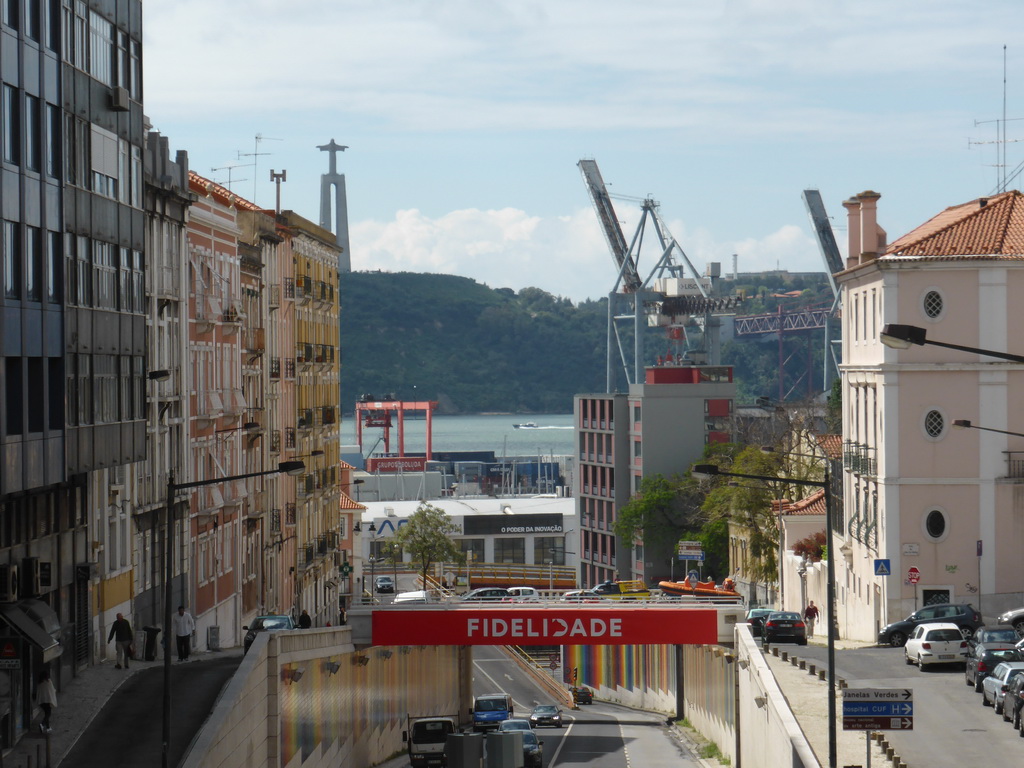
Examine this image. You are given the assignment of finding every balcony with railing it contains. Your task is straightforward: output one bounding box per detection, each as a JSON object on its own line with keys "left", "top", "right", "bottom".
{"left": 269, "top": 357, "right": 281, "bottom": 379}
{"left": 284, "top": 358, "right": 296, "bottom": 379}
{"left": 269, "top": 429, "right": 281, "bottom": 454}
{"left": 270, "top": 508, "right": 281, "bottom": 533}
{"left": 1006, "top": 452, "right": 1024, "bottom": 479}
{"left": 285, "top": 503, "right": 296, "bottom": 526}
{"left": 297, "top": 409, "right": 314, "bottom": 430}
{"left": 317, "top": 535, "right": 328, "bottom": 556}
{"left": 296, "top": 276, "right": 312, "bottom": 304}
{"left": 843, "top": 441, "right": 877, "bottom": 476}
{"left": 269, "top": 283, "right": 281, "bottom": 308}
{"left": 301, "top": 543, "right": 315, "bottom": 568}
{"left": 285, "top": 427, "right": 296, "bottom": 449}
{"left": 321, "top": 406, "right": 336, "bottom": 425}
{"left": 243, "top": 327, "right": 265, "bottom": 354}
{"left": 283, "top": 277, "right": 295, "bottom": 299}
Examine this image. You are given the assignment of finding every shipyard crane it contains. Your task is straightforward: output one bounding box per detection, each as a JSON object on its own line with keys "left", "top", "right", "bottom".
{"left": 578, "top": 159, "right": 741, "bottom": 391}
{"left": 731, "top": 190, "right": 843, "bottom": 397}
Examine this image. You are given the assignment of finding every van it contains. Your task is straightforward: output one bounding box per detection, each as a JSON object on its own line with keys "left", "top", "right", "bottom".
{"left": 406, "top": 716, "right": 457, "bottom": 767}
{"left": 395, "top": 590, "right": 432, "bottom": 604}
{"left": 471, "top": 693, "right": 514, "bottom": 731}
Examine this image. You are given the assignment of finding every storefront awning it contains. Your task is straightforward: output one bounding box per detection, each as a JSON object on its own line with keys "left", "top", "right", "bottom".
{"left": 0, "top": 601, "right": 62, "bottom": 663}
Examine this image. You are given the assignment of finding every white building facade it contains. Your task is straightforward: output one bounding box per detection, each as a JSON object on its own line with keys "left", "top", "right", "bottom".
{"left": 836, "top": 190, "right": 1024, "bottom": 641}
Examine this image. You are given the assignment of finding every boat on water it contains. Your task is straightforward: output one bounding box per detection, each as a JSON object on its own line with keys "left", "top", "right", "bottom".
{"left": 658, "top": 576, "right": 743, "bottom": 603}
{"left": 513, "top": 422, "right": 539, "bottom": 429}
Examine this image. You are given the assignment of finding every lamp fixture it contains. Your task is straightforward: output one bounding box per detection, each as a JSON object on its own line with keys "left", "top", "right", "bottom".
{"left": 377, "top": 649, "right": 393, "bottom": 660}
{"left": 148, "top": 369, "right": 171, "bottom": 381}
{"left": 322, "top": 660, "right": 341, "bottom": 675}
{"left": 351, "top": 654, "right": 370, "bottom": 667}
{"left": 880, "top": 323, "right": 1024, "bottom": 363}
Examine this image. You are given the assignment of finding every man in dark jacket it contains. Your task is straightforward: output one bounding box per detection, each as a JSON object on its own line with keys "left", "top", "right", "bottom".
{"left": 107, "top": 613, "right": 133, "bottom": 669}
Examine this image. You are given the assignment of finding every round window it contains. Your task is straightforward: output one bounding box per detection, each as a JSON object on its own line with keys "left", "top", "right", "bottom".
{"left": 923, "top": 290, "right": 943, "bottom": 319}
{"left": 924, "top": 410, "right": 944, "bottom": 438}
{"left": 925, "top": 509, "right": 947, "bottom": 539}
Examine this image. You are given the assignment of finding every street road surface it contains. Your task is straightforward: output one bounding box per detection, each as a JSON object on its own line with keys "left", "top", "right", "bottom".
{"left": 472, "top": 644, "right": 702, "bottom": 767}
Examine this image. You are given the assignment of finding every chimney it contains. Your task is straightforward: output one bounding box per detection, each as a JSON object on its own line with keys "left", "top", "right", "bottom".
{"left": 857, "top": 190, "right": 883, "bottom": 263}
{"left": 842, "top": 197, "right": 861, "bottom": 268}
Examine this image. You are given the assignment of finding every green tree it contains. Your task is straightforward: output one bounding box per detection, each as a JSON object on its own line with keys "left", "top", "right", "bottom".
{"left": 699, "top": 445, "right": 784, "bottom": 585}
{"left": 391, "top": 502, "right": 462, "bottom": 583}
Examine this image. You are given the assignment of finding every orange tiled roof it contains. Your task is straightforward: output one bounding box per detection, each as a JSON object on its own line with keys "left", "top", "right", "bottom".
{"left": 339, "top": 460, "right": 356, "bottom": 470}
{"left": 775, "top": 488, "right": 826, "bottom": 517}
{"left": 339, "top": 494, "right": 365, "bottom": 511}
{"left": 884, "top": 190, "right": 1024, "bottom": 260}
{"left": 188, "top": 170, "right": 261, "bottom": 211}
{"left": 815, "top": 434, "right": 842, "bottom": 460}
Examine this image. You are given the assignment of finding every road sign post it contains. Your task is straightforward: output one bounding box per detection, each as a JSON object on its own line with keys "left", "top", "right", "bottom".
{"left": 842, "top": 688, "right": 913, "bottom": 731}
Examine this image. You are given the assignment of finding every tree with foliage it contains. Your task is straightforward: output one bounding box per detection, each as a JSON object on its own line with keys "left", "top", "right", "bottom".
{"left": 793, "top": 531, "right": 826, "bottom": 562}
{"left": 699, "top": 445, "right": 785, "bottom": 587}
{"left": 391, "top": 502, "right": 462, "bottom": 584}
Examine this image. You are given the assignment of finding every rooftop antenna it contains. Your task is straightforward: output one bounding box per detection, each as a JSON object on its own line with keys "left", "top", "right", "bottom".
{"left": 970, "top": 45, "right": 1024, "bottom": 194}
{"left": 210, "top": 163, "right": 250, "bottom": 191}
{"left": 238, "top": 134, "right": 281, "bottom": 205}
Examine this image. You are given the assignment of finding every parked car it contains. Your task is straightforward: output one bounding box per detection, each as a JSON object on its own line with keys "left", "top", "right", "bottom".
{"left": 1002, "top": 673, "right": 1024, "bottom": 725}
{"left": 242, "top": 614, "right": 295, "bottom": 654}
{"left": 462, "top": 587, "right": 512, "bottom": 602}
{"left": 903, "top": 623, "right": 968, "bottom": 669}
{"left": 529, "top": 705, "right": 563, "bottom": 728}
{"left": 497, "top": 718, "right": 533, "bottom": 732}
{"left": 561, "top": 590, "right": 599, "bottom": 602}
{"left": 981, "top": 661, "right": 1024, "bottom": 713}
{"left": 505, "top": 586, "right": 541, "bottom": 602}
{"left": 589, "top": 579, "right": 650, "bottom": 600}
{"left": 969, "top": 626, "right": 1019, "bottom": 647}
{"left": 762, "top": 612, "right": 807, "bottom": 647}
{"left": 965, "top": 645, "right": 1021, "bottom": 692}
{"left": 521, "top": 730, "right": 544, "bottom": 768}
{"left": 394, "top": 590, "right": 433, "bottom": 604}
{"left": 374, "top": 575, "right": 395, "bottom": 594}
{"left": 571, "top": 686, "right": 593, "bottom": 704}
{"left": 997, "top": 606, "right": 1024, "bottom": 638}
{"left": 745, "top": 608, "right": 775, "bottom": 638}
{"left": 877, "top": 603, "right": 983, "bottom": 647}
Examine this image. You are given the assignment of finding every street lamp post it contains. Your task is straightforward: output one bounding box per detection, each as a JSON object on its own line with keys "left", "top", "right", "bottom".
{"left": 694, "top": 462, "right": 837, "bottom": 768}
{"left": 161, "top": 460, "right": 304, "bottom": 768}
{"left": 880, "top": 324, "right": 1024, "bottom": 363}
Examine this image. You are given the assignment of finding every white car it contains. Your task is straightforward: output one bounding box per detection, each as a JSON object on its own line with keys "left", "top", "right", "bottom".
{"left": 982, "top": 661, "right": 1024, "bottom": 713}
{"left": 903, "top": 622, "right": 969, "bottom": 668}
{"left": 506, "top": 587, "right": 541, "bottom": 602}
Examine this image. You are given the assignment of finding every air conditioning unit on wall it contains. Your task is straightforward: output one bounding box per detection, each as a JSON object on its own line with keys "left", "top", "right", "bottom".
{"left": 0, "top": 565, "right": 19, "bottom": 603}
{"left": 110, "top": 86, "right": 130, "bottom": 112}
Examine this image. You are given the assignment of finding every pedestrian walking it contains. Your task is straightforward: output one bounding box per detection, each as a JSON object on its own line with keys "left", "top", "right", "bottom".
{"left": 803, "top": 601, "right": 819, "bottom": 638}
{"left": 298, "top": 609, "right": 312, "bottom": 629}
{"left": 172, "top": 605, "right": 195, "bottom": 661}
{"left": 36, "top": 670, "right": 56, "bottom": 733}
{"left": 107, "top": 612, "right": 134, "bottom": 669}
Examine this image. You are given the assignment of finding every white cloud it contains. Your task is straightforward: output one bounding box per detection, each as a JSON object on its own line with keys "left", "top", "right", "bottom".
{"left": 350, "top": 209, "right": 822, "bottom": 302}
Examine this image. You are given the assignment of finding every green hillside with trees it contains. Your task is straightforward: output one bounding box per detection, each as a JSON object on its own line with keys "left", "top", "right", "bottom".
{"left": 339, "top": 270, "right": 835, "bottom": 415}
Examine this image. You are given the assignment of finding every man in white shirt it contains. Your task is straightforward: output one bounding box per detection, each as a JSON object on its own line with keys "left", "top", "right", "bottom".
{"left": 171, "top": 605, "right": 195, "bottom": 661}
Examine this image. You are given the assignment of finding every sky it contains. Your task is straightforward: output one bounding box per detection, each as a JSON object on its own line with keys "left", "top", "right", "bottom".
{"left": 143, "top": 1, "right": 1024, "bottom": 303}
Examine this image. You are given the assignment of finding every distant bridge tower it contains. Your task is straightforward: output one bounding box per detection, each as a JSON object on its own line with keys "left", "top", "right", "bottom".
{"left": 318, "top": 139, "right": 351, "bottom": 272}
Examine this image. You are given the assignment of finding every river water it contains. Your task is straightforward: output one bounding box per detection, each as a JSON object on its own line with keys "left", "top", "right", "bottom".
{"left": 340, "top": 413, "right": 575, "bottom": 457}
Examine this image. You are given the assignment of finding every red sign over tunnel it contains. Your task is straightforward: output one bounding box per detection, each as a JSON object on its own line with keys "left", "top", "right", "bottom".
{"left": 371, "top": 607, "right": 718, "bottom": 646}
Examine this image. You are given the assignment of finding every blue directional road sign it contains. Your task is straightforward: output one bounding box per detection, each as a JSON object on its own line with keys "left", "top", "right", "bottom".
{"left": 842, "top": 702, "right": 913, "bottom": 717}
{"left": 874, "top": 559, "right": 891, "bottom": 576}
{"left": 843, "top": 688, "right": 913, "bottom": 731}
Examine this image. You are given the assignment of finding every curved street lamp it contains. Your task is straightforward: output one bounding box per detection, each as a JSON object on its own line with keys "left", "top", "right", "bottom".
{"left": 161, "top": 460, "right": 304, "bottom": 768}
{"left": 693, "top": 462, "right": 837, "bottom": 768}
{"left": 880, "top": 324, "right": 1024, "bottom": 363}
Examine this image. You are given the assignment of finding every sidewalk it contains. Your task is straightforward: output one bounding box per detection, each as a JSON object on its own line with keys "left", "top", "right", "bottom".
{"left": 762, "top": 639, "right": 898, "bottom": 768}
{"left": 4, "top": 648, "right": 227, "bottom": 768}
